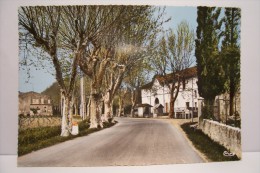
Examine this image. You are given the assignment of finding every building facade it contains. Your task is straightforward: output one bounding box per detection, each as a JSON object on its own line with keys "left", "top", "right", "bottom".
{"left": 140, "top": 66, "right": 241, "bottom": 122}
{"left": 140, "top": 66, "right": 200, "bottom": 118}
{"left": 19, "top": 91, "right": 53, "bottom": 116}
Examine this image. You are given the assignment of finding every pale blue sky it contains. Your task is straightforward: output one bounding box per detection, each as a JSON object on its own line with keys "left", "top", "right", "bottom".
{"left": 19, "top": 6, "right": 197, "bottom": 93}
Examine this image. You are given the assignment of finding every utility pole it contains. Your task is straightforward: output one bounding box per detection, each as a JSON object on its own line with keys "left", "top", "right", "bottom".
{"left": 191, "top": 77, "right": 194, "bottom": 122}
{"left": 80, "top": 73, "right": 86, "bottom": 120}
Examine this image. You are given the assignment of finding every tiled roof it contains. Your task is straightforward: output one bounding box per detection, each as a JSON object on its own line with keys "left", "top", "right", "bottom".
{"left": 141, "top": 66, "right": 197, "bottom": 90}
{"left": 136, "top": 103, "right": 153, "bottom": 107}
{"left": 140, "top": 81, "right": 154, "bottom": 90}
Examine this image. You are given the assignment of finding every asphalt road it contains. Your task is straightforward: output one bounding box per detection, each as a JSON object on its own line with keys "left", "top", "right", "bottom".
{"left": 18, "top": 118, "right": 204, "bottom": 167}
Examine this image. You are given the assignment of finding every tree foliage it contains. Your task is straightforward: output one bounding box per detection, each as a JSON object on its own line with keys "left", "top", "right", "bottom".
{"left": 19, "top": 5, "right": 166, "bottom": 131}
{"left": 150, "top": 20, "right": 195, "bottom": 118}
{"left": 221, "top": 8, "right": 241, "bottom": 116}
{"left": 195, "top": 7, "right": 225, "bottom": 119}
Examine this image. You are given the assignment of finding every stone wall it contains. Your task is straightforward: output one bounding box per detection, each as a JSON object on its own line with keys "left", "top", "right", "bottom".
{"left": 19, "top": 117, "right": 61, "bottom": 130}
{"left": 199, "top": 119, "right": 241, "bottom": 158}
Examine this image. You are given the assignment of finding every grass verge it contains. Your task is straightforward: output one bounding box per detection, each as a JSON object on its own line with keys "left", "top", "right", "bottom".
{"left": 18, "top": 120, "right": 117, "bottom": 156}
{"left": 181, "top": 122, "right": 240, "bottom": 162}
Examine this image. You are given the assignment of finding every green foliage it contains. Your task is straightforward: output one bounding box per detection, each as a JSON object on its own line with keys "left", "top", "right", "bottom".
{"left": 195, "top": 7, "right": 225, "bottom": 111}
{"left": 181, "top": 122, "right": 240, "bottom": 161}
{"left": 41, "top": 82, "right": 61, "bottom": 106}
{"left": 78, "top": 119, "right": 90, "bottom": 131}
{"left": 18, "top": 126, "right": 61, "bottom": 146}
{"left": 150, "top": 20, "right": 195, "bottom": 75}
{"left": 30, "top": 108, "right": 39, "bottom": 115}
{"left": 18, "top": 120, "right": 117, "bottom": 156}
{"left": 220, "top": 8, "right": 241, "bottom": 116}
{"left": 200, "top": 104, "right": 215, "bottom": 120}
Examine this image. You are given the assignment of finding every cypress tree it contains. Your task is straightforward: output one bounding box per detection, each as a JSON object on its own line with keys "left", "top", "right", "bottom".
{"left": 221, "top": 8, "right": 241, "bottom": 116}
{"left": 195, "top": 7, "right": 225, "bottom": 119}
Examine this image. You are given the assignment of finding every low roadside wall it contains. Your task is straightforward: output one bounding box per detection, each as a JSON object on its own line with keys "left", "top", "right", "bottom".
{"left": 199, "top": 119, "right": 241, "bottom": 158}
{"left": 19, "top": 117, "right": 61, "bottom": 130}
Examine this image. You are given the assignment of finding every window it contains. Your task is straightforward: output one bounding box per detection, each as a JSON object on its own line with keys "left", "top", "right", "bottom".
{"left": 32, "top": 99, "right": 39, "bottom": 104}
{"left": 195, "top": 102, "right": 197, "bottom": 108}
{"left": 182, "top": 79, "right": 186, "bottom": 90}
{"left": 155, "top": 98, "right": 159, "bottom": 104}
{"left": 194, "top": 90, "right": 197, "bottom": 98}
{"left": 186, "top": 102, "right": 190, "bottom": 109}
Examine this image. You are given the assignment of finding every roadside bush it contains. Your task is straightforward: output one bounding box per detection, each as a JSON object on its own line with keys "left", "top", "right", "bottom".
{"left": 18, "top": 126, "right": 61, "bottom": 146}
{"left": 18, "top": 118, "right": 117, "bottom": 156}
{"left": 78, "top": 119, "right": 90, "bottom": 131}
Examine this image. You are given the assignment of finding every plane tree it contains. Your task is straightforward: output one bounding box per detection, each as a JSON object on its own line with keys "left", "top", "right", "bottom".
{"left": 19, "top": 6, "right": 81, "bottom": 136}
{"left": 150, "top": 21, "right": 195, "bottom": 118}
{"left": 78, "top": 6, "right": 166, "bottom": 125}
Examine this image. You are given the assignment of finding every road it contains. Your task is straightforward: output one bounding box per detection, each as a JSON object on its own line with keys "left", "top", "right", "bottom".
{"left": 18, "top": 118, "right": 204, "bottom": 167}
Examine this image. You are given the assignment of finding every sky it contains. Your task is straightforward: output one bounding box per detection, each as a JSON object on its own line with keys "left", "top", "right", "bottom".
{"left": 18, "top": 6, "right": 197, "bottom": 93}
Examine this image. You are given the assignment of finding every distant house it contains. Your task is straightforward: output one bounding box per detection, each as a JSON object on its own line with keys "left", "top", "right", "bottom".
{"left": 140, "top": 66, "right": 200, "bottom": 118}
{"left": 19, "top": 91, "right": 53, "bottom": 116}
{"left": 136, "top": 103, "right": 153, "bottom": 117}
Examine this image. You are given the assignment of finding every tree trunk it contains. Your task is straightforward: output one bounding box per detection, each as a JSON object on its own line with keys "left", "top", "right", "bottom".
{"left": 69, "top": 97, "right": 74, "bottom": 128}
{"left": 169, "top": 84, "right": 175, "bottom": 118}
{"left": 110, "top": 99, "right": 114, "bottom": 117}
{"left": 229, "top": 80, "right": 235, "bottom": 116}
{"left": 89, "top": 90, "right": 102, "bottom": 129}
{"left": 130, "top": 90, "right": 136, "bottom": 117}
{"left": 118, "top": 97, "right": 124, "bottom": 117}
{"left": 72, "top": 95, "right": 78, "bottom": 116}
{"left": 229, "top": 91, "right": 234, "bottom": 117}
{"left": 203, "top": 98, "right": 215, "bottom": 120}
{"left": 130, "top": 106, "right": 135, "bottom": 117}
{"left": 103, "top": 91, "right": 112, "bottom": 122}
{"left": 89, "top": 94, "right": 98, "bottom": 128}
{"left": 87, "top": 97, "right": 91, "bottom": 118}
{"left": 61, "top": 96, "right": 70, "bottom": 137}
{"left": 168, "top": 77, "right": 181, "bottom": 119}
{"left": 74, "top": 103, "right": 78, "bottom": 116}
{"left": 169, "top": 97, "right": 175, "bottom": 118}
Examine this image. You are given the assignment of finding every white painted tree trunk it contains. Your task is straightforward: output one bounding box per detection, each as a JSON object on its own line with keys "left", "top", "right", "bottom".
{"left": 61, "top": 96, "right": 70, "bottom": 137}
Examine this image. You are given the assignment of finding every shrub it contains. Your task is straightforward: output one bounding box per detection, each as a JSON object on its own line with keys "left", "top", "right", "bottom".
{"left": 108, "top": 117, "right": 113, "bottom": 123}
{"left": 78, "top": 119, "right": 90, "bottom": 131}
{"left": 18, "top": 118, "right": 117, "bottom": 156}
{"left": 18, "top": 126, "right": 61, "bottom": 146}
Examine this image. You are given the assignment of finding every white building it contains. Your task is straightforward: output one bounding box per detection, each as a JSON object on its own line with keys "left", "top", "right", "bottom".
{"left": 140, "top": 66, "right": 201, "bottom": 118}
